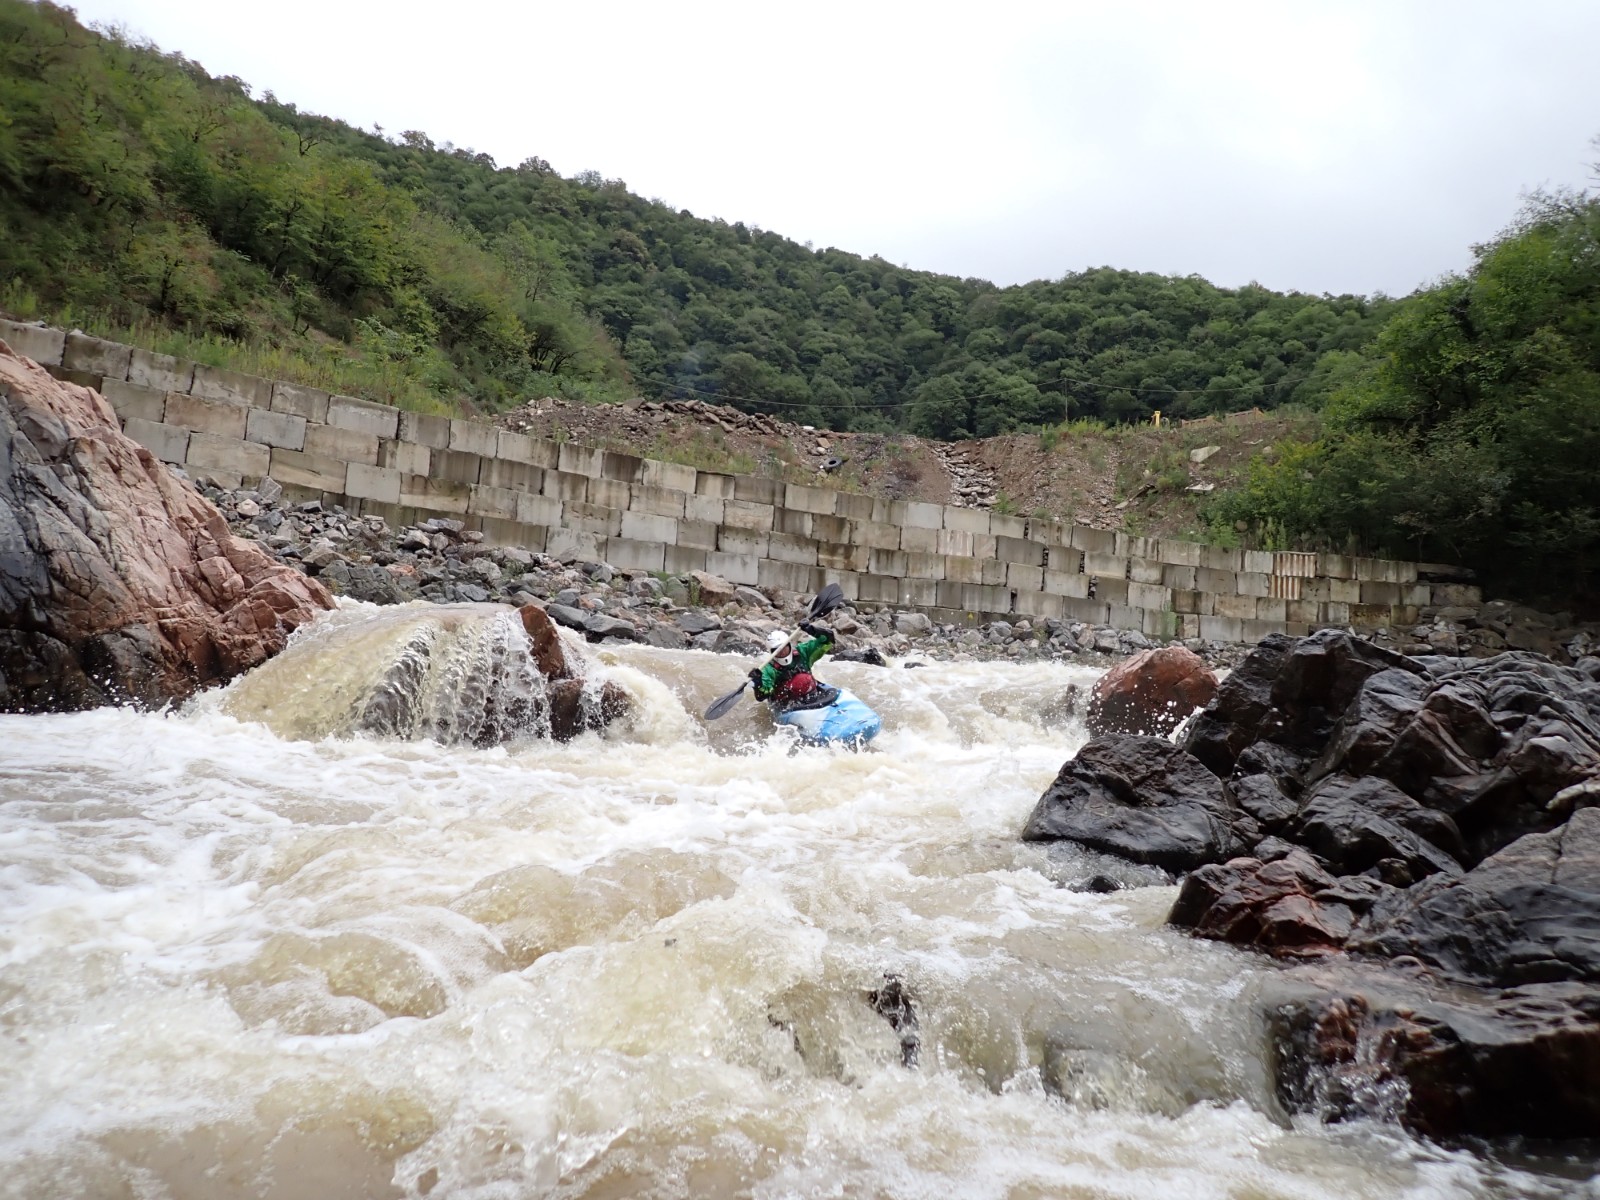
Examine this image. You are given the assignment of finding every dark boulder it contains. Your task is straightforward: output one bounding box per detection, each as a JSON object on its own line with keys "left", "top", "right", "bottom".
{"left": 832, "top": 646, "right": 888, "bottom": 666}
{"left": 1086, "top": 645, "right": 1218, "bottom": 738}
{"left": 1021, "top": 735, "right": 1253, "bottom": 872}
{"left": 1349, "top": 806, "right": 1600, "bottom": 987}
{"left": 1168, "top": 850, "right": 1371, "bottom": 957}
{"left": 1287, "top": 773, "right": 1464, "bottom": 881}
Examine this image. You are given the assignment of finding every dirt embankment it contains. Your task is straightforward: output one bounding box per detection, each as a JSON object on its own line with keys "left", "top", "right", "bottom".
{"left": 495, "top": 397, "right": 1318, "bottom": 542}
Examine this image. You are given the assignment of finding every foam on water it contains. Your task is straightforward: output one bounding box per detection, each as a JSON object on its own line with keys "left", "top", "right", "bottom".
{"left": 0, "top": 614, "right": 1590, "bottom": 1199}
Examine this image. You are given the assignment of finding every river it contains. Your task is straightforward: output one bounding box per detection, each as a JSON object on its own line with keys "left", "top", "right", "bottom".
{"left": 0, "top": 604, "right": 1589, "bottom": 1198}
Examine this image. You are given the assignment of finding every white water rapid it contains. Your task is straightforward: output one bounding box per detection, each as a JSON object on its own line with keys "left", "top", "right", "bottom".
{"left": 0, "top": 604, "right": 1590, "bottom": 1198}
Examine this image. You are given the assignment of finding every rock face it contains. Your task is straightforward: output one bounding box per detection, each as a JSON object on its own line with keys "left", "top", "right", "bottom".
{"left": 1025, "top": 627, "right": 1600, "bottom": 1139}
{"left": 519, "top": 604, "right": 631, "bottom": 742}
{"left": 0, "top": 344, "right": 332, "bottom": 711}
{"left": 1085, "top": 645, "right": 1218, "bottom": 737}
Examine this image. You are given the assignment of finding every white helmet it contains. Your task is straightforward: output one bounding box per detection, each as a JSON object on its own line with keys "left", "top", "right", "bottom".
{"left": 766, "top": 629, "right": 791, "bottom": 652}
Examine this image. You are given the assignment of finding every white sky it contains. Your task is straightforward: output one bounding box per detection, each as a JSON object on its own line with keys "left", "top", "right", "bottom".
{"left": 69, "top": 0, "right": 1600, "bottom": 298}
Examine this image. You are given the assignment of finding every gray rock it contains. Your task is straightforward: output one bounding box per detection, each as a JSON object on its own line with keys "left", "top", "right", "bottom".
{"left": 895, "top": 612, "right": 932, "bottom": 636}
{"left": 676, "top": 610, "right": 722, "bottom": 635}
{"left": 546, "top": 604, "right": 589, "bottom": 631}
{"left": 584, "top": 614, "right": 641, "bottom": 641}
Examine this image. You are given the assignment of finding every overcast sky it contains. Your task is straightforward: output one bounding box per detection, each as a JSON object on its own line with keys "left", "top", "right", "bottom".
{"left": 68, "top": 0, "right": 1599, "bottom": 298}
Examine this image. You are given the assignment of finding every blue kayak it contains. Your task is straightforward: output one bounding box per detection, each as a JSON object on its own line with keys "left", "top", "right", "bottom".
{"left": 774, "top": 687, "right": 882, "bottom": 747}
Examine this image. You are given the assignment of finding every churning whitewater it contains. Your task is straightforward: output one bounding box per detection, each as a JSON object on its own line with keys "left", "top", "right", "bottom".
{"left": 0, "top": 605, "right": 1581, "bottom": 1198}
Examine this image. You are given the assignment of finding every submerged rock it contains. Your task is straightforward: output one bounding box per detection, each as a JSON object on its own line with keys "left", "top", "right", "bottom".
{"left": 0, "top": 342, "right": 332, "bottom": 711}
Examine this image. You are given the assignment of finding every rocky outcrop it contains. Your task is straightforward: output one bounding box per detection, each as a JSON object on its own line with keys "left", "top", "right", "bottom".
{"left": 519, "top": 604, "right": 631, "bottom": 742}
{"left": 1085, "top": 645, "right": 1217, "bottom": 738}
{"left": 0, "top": 344, "right": 332, "bottom": 711}
{"left": 1021, "top": 735, "right": 1252, "bottom": 872}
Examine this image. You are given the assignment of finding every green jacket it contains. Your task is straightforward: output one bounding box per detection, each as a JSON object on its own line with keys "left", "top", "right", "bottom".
{"left": 752, "top": 629, "right": 833, "bottom": 702}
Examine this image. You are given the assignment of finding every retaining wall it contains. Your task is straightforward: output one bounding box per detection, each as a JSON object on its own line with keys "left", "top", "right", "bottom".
{"left": 2, "top": 320, "right": 1482, "bottom": 640}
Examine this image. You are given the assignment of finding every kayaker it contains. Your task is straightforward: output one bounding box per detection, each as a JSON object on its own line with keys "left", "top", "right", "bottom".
{"left": 750, "top": 622, "right": 838, "bottom": 713}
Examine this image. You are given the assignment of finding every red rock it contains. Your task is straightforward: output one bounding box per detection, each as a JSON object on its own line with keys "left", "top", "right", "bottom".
{"left": 0, "top": 343, "right": 334, "bottom": 711}
{"left": 1087, "top": 646, "right": 1218, "bottom": 738}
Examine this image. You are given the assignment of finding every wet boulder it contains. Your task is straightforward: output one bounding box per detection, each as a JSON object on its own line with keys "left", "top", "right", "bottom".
{"left": 1086, "top": 645, "right": 1218, "bottom": 738}
{"left": 1167, "top": 850, "right": 1374, "bottom": 957}
{"left": 0, "top": 341, "right": 333, "bottom": 712}
{"left": 1021, "top": 735, "right": 1253, "bottom": 872}
{"left": 1286, "top": 773, "right": 1465, "bottom": 882}
{"left": 1348, "top": 806, "right": 1600, "bottom": 987}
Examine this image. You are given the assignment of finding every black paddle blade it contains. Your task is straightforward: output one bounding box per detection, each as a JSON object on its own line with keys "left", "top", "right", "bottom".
{"left": 810, "top": 582, "right": 846, "bottom": 618}
{"left": 703, "top": 680, "right": 749, "bottom": 720}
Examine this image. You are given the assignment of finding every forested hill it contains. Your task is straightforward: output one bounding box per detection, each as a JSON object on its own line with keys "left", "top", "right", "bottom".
{"left": 0, "top": 0, "right": 1392, "bottom": 434}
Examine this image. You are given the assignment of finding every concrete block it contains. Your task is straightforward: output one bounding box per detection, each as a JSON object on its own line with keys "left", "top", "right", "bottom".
{"left": 722, "top": 500, "right": 774, "bottom": 531}
{"left": 773, "top": 507, "right": 813, "bottom": 538}
{"left": 1360, "top": 580, "right": 1402, "bottom": 605}
{"left": 856, "top": 574, "right": 898, "bottom": 604}
{"left": 1180, "top": 615, "right": 1201, "bottom": 640}
{"left": 977, "top": 558, "right": 1006, "bottom": 586}
{"left": 303, "top": 423, "right": 379, "bottom": 467}
{"left": 516, "top": 493, "right": 563, "bottom": 526}
{"left": 945, "top": 555, "right": 985, "bottom": 585}
{"left": 1254, "top": 596, "right": 1288, "bottom": 623}
{"left": 718, "top": 528, "right": 769, "bottom": 558}
{"left": 353, "top": 500, "right": 421, "bottom": 528}
{"left": 1083, "top": 552, "right": 1127, "bottom": 578}
{"left": 1113, "top": 533, "right": 1156, "bottom": 560}
{"left": 695, "top": 472, "right": 736, "bottom": 499}
{"left": 1069, "top": 525, "right": 1116, "bottom": 554}
{"left": 706, "top": 551, "right": 759, "bottom": 585}
{"left": 348, "top": 463, "right": 402, "bottom": 505}
{"left": 811, "top": 514, "right": 850, "bottom": 543}
{"left": 1128, "top": 558, "right": 1165, "bottom": 585}
{"left": 685, "top": 493, "right": 725, "bottom": 525}
{"left": 62, "top": 332, "right": 132, "bottom": 379}
{"left": 988, "top": 513, "right": 1027, "bottom": 539}
{"left": 1061, "top": 597, "right": 1112, "bottom": 625}
{"left": 768, "top": 532, "right": 819, "bottom": 565}
{"left": 190, "top": 363, "right": 268, "bottom": 407}
{"left": 900, "top": 525, "right": 939, "bottom": 554}
{"left": 622, "top": 511, "right": 678, "bottom": 543}
{"left": 733, "top": 475, "right": 783, "bottom": 505}
{"left": 1323, "top": 601, "right": 1352, "bottom": 625}
{"left": 596, "top": 450, "right": 644, "bottom": 483}
{"left": 1006, "top": 562, "right": 1043, "bottom": 591}
{"left": 785, "top": 483, "right": 838, "bottom": 515}
{"left": 1243, "top": 618, "right": 1289, "bottom": 641}
{"left": 1197, "top": 567, "right": 1238, "bottom": 594}
{"left": 585, "top": 477, "right": 629, "bottom": 509}
{"left": 187, "top": 432, "right": 269, "bottom": 481}
{"left": 476, "top": 518, "right": 548, "bottom": 553}
{"left": 1172, "top": 590, "right": 1203, "bottom": 614}
{"left": 245, "top": 408, "right": 307, "bottom": 451}
{"left": 1043, "top": 569, "right": 1090, "bottom": 598}
{"left": 1214, "top": 593, "right": 1258, "bottom": 620}
{"left": 1128, "top": 581, "right": 1172, "bottom": 610}
{"left": 937, "top": 529, "right": 976, "bottom": 557}
{"left": 400, "top": 474, "right": 471, "bottom": 515}
{"left": 677, "top": 520, "right": 719, "bottom": 550}
{"left": 906, "top": 552, "right": 946, "bottom": 580}
{"left": 600, "top": 538, "right": 663, "bottom": 572}
{"left": 1200, "top": 546, "right": 1244, "bottom": 572}
{"left": 1162, "top": 564, "right": 1198, "bottom": 591}
{"left": 468, "top": 483, "right": 520, "bottom": 520}
{"left": 944, "top": 505, "right": 991, "bottom": 534}
{"left": 164, "top": 393, "right": 247, "bottom": 439}
{"left": 565, "top": 503, "right": 623, "bottom": 537}
{"left": 851, "top": 520, "right": 902, "bottom": 551}
{"left": 1330, "top": 578, "right": 1361, "bottom": 604}
{"left": 1031, "top": 519, "right": 1069, "bottom": 547}
{"left": 450, "top": 419, "right": 500, "bottom": 457}
{"left": 46, "top": 365, "right": 101, "bottom": 389}
{"left": 835, "top": 493, "right": 876, "bottom": 521}
{"left": 821, "top": 570, "right": 860, "bottom": 601}
{"left": 101, "top": 379, "right": 166, "bottom": 423}
{"left": 641, "top": 459, "right": 696, "bottom": 493}
{"left": 664, "top": 545, "right": 708, "bottom": 575}
{"left": 540, "top": 469, "right": 588, "bottom": 502}
{"left": 480, "top": 456, "right": 542, "bottom": 492}
{"left": 758, "top": 559, "right": 825, "bottom": 595}
{"left": 1200, "top": 615, "right": 1245, "bottom": 642}
{"left": 870, "top": 548, "right": 909, "bottom": 577}
{"left": 271, "top": 447, "right": 347, "bottom": 493}
{"left": 1318, "top": 553, "right": 1355, "bottom": 579}
{"left": 379, "top": 439, "right": 431, "bottom": 477}
{"left": 398, "top": 410, "right": 450, "bottom": 449}
{"left": 1242, "top": 549, "right": 1275, "bottom": 575}
{"left": 818, "top": 541, "right": 870, "bottom": 572}
{"left": 1142, "top": 608, "right": 1181, "bottom": 640}
{"left": 126, "top": 348, "right": 192, "bottom": 392}
{"left": 0, "top": 320, "right": 66, "bottom": 366}
{"left": 546, "top": 527, "right": 604, "bottom": 564}
{"left": 1287, "top": 599, "right": 1321, "bottom": 625}
{"left": 902, "top": 578, "right": 939, "bottom": 607}
{"left": 270, "top": 381, "right": 330, "bottom": 424}
{"left": 121, "top": 417, "right": 188, "bottom": 464}
{"left": 1156, "top": 538, "right": 1203, "bottom": 568}
{"left": 627, "top": 486, "right": 684, "bottom": 518}
{"left": 996, "top": 536, "right": 1046, "bottom": 567}
{"left": 1095, "top": 578, "right": 1130, "bottom": 606}
{"left": 1016, "top": 591, "right": 1067, "bottom": 620}
{"left": 1237, "top": 572, "right": 1270, "bottom": 598}
{"left": 495, "top": 430, "right": 541, "bottom": 466}
{"left": 524, "top": 439, "right": 563, "bottom": 469}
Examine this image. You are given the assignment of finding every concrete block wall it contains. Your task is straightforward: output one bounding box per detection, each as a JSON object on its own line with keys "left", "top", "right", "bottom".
{"left": 0, "top": 319, "right": 1483, "bottom": 642}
